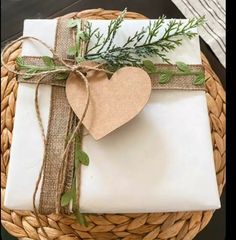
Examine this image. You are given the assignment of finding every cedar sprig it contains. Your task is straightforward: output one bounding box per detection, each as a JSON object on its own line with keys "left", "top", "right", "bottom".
{"left": 84, "top": 12, "right": 205, "bottom": 70}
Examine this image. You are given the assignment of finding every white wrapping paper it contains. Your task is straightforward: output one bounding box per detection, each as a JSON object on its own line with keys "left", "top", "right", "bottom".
{"left": 4, "top": 19, "right": 220, "bottom": 213}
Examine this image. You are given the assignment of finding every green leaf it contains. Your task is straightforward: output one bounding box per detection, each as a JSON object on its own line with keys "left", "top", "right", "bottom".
{"left": 176, "top": 61, "right": 190, "bottom": 72}
{"left": 61, "top": 191, "right": 73, "bottom": 207}
{"left": 75, "top": 56, "right": 85, "bottom": 63}
{"left": 16, "top": 57, "right": 25, "bottom": 67}
{"left": 75, "top": 210, "right": 88, "bottom": 226}
{"left": 106, "top": 64, "right": 119, "bottom": 73}
{"left": 75, "top": 156, "right": 80, "bottom": 169}
{"left": 193, "top": 73, "right": 205, "bottom": 85}
{"left": 42, "top": 56, "right": 55, "bottom": 67}
{"left": 77, "top": 31, "right": 89, "bottom": 41}
{"left": 75, "top": 149, "right": 89, "bottom": 166}
{"left": 67, "top": 46, "right": 77, "bottom": 56}
{"left": 83, "top": 32, "right": 89, "bottom": 41}
{"left": 159, "top": 72, "right": 173, "bottom": 84}
{"left": 23, "top": 69, "right": 37, "bottom": 79}
{"left": 142, "top": 60, "right": 157, "bottom": 73}
{"left": 67, "top": 19, "right": 80, "bottom": 28}
{"left": 71, "top": 180, "right": 77, "bottom": 210}
{"left": 55, "top": 72, "right": 69, "bottom": 80}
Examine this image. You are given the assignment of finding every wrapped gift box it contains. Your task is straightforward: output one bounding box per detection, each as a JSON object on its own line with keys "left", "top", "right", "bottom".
{"left": 4, "top": 18, "right": 220, "bottom": 213}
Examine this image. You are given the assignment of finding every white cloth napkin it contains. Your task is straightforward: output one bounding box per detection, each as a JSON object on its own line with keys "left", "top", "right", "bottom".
{"left": 4, "top": 19, "right": 220, "bottom": 213}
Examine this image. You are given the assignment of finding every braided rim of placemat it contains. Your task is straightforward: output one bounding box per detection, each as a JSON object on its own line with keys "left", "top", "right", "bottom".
{"left": 1, "top": 9, "right": 226, "bottom": 240}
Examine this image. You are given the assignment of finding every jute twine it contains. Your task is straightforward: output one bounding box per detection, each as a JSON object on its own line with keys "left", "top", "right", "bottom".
{"left": 1, "top": 9, "right": 225, "bottom": 240}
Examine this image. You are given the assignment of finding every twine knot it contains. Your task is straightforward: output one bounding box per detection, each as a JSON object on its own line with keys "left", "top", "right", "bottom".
{"left": 71, "top": 65, "right": 79, "bottom": 72}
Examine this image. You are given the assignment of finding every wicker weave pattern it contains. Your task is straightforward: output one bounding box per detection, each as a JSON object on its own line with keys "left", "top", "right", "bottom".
{"left": 1, "top": 9, "right": 226, "bottom": 240}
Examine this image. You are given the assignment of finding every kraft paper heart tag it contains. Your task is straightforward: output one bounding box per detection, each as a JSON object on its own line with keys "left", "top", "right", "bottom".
{"left": 65, "top": 66, "right": 152, "bottom": 140}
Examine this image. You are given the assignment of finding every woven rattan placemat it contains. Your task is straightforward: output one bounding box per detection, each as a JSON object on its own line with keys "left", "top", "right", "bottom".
{"left": 1, "top": 9, "right": 225, "bottom": 240}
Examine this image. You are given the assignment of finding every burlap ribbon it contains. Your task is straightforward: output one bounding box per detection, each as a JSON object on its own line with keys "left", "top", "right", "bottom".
{"left": 37, "top": 20, "right": 76, "bottom": 215}
{"left": 1, "top": 17, "right": 205, "bottom": 218}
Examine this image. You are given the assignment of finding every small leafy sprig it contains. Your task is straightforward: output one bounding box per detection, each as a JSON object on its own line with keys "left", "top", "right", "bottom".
{"left": 82, "top": 9, "right": 205, "bottom": 71}
{"left": 143, "top": 60, "right": 205, "bottom": 85}
{"left": 61, "top": 134, "right": 89, "bottom": 226}
{"left": 67, "top": 19, "right": 90, "bottom": 63}
{"left": 16, "top": 56, "right": 69, "bottom": 80}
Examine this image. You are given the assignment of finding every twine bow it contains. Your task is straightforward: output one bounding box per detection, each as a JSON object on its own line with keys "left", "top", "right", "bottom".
{"left": 1, "top": 35, "right": 112, "bottom": 240}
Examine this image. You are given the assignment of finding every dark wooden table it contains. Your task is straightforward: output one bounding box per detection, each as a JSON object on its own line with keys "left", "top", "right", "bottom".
{"left": 1, "top": 0, "right": 225, "bottom": 239}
